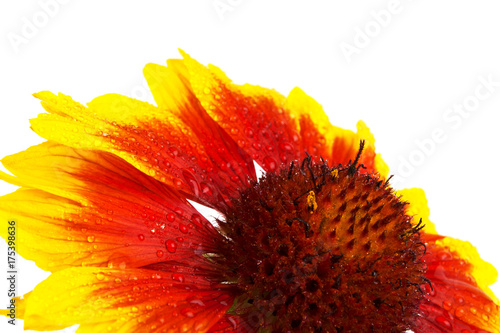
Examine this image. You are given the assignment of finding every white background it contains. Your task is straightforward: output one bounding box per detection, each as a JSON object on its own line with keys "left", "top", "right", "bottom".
{"left": 1, "top": 1, "right": 500, "bottom": 332}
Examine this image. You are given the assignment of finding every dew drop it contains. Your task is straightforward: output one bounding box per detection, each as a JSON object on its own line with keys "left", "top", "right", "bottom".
{"left": 279, "top": 142, "right": 293, "bottom": 152}
{"left": 245, "top": 128, "right": 254, "bottom": 138}
{"left": 172, "top": 273, "right": 185, "bottom": 283}
{"left": 191, "top": 214, "right": 203, "bottom": 228}
{"left": 107, "top": 258, "right": 127, "bottom": 270}
{"left": 190, "top": 299, "right": 205, "bottom": 306}
{"left": 200, "top": 182, "right": 213, "bottom": 195}
{"left": 442, "top": 301, "right": 452, "bottom": 311}
{"left": 96, "top": 273, "right": 105, "bottom": 281}
{"left": 166, "top": 213, "right": 175, "bottom": 222}
{"left": 87, "top": 235, "right": 95, "bottom": 243}
{"left": 156, "top": 250, "right": 164, "bottom": 258}
{"left": 179, "top": 224, "right": 188, "bottom": 234}
{"left": 138, "top": 234, "right": 145, "bottom": 241}
{"left": 166, "top": 240, "right": 177, "bottom": 253}
{"left": 263, "top": 156, "right": 277, "bottom": 171}
{"left": 181, "top": 308, "right": 195, "bottom": 318}
{"left": 183, "top": 170, "right": 200, "bottom": 196}
{"left": 455, "top": 307, "right": 465, "bottom": 318}
{"left": 435, "top": 316, "right": 452, "bottom": 329}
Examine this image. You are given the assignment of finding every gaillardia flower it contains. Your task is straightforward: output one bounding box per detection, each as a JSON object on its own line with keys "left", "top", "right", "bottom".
{"left": 1, "top": 52, "right": 499, "bottom": 333}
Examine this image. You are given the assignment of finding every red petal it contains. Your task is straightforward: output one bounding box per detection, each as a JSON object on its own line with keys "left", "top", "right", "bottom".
{"left": 180, "top": 54, "right": 316, "bottom": 172}
{"left": 0, "top": 142, "right": 222, "bottom": 271}
{"left": 180, "top": 53, "right": 385, "bottom": 175}
{"left": 414, "top": 234, "right": 500, "bottom": 332}
{"left": 144, "top": 60, "right": 259, "bottom": 208}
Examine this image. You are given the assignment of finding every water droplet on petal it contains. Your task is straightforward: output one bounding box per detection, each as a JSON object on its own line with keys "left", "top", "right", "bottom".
{"left": 191, "top": 214, "right": 204, "bottom": 228}
{"left": 183, "top": 170, "right": 200, "bottom": 196}
{"left": 179, "top": 224, "right": 188, "bottom": 234}
{"left": 279, "top": 142, "right": 293, "bottom": 152}
{"left": 455, "top": 307, "right": 465, "bottom": 318}
{"left": 166, "top": 240, "right": 177, "bottom": 253}
{"left": 263, "top": 156, "right": 277, "bottom": 171}
{"left": 435, "top": 316, "right": 452, "bottom": 329}
{"left": 87, "top": 236, "right": 95, "bottom": 243}
{"left": 166, "top": 213, "right": 175, "bottom": 222}
{"left": 181, "top": 308, "right": 195, "bottom": 318}
{"left": 172, "top": 273, "right": 184, "bottom": 283}
{"left": 138, "top": 234, "right": 145, "bottom": 241}
{"left": 245, "top": 128, "right": 254, "bottom": 138}
{"left": 200, "top": 182, "right": 213, "bottom": 195}
{"left": 156, "top": 250, "right": 164, "bottom": 258}
{"left": 96, "top": 273, "right": 105, "bottom": 281}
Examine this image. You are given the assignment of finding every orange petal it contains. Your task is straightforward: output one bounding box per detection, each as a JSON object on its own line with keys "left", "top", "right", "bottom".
{"left": 22, "top": 267, "right": 233, "bottom": 332}
{"left": 415, "top": 234, "right": 500, "bottom": 332}
{"left": 30, "top": 89, "right": 255, "bottom": 210}
{"left": 0, "top": 142, "right": 221, "bottom": 272}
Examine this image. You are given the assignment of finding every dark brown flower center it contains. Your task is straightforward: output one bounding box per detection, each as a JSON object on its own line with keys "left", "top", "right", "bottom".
{"left": 215, "top": 144, "right": 428, "bottom": 332}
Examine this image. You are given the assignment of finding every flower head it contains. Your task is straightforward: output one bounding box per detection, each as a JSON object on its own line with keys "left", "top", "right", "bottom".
{"left": 1, "top": 52, "right": 499, "bottom": 332}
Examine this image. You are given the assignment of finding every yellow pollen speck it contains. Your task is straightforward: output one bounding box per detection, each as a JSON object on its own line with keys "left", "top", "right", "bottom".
{"left": 307, "top": 190, "right": 317, "bottom": 213}
{"left": 331, "top": 169, "right": 338, "bottom": 179}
